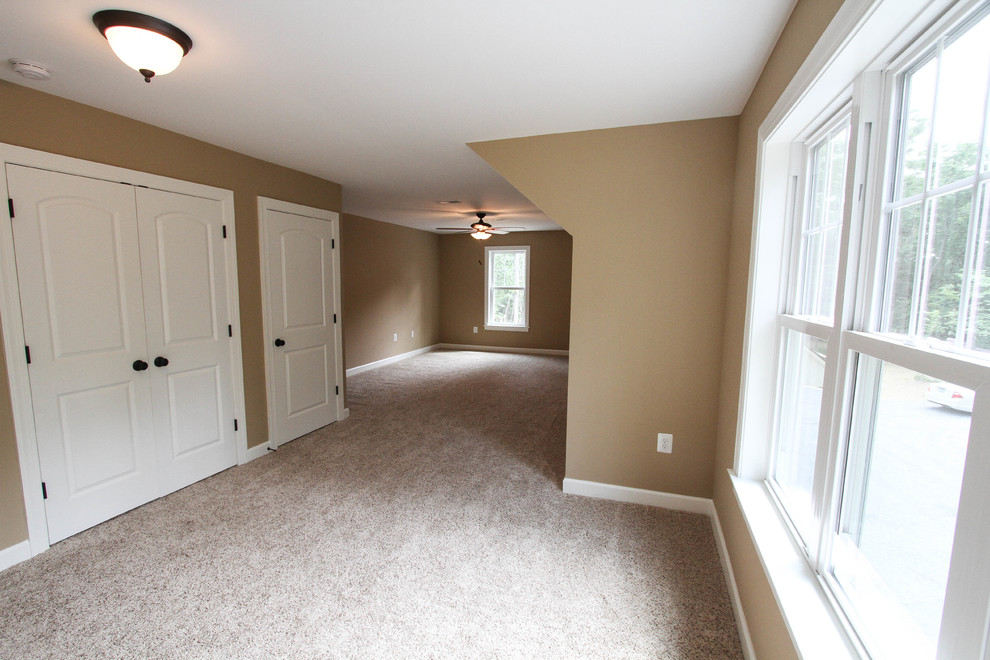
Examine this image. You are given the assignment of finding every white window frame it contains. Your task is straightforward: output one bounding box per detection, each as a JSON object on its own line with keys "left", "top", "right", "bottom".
{"left": 484, "top": 245, "right": 530, "bottom": 332}
{"left": 732, "top": 0, "right": 990, "bottom": 658}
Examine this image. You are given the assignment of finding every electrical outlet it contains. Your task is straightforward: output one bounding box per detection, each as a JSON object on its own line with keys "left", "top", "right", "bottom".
{"left": 393, "top": 333, "right": 398, "bottom": 342}
{"left": 473, "top": 326, "right": 478, "bottom": 333}
{"left": 657, "top": 433, "right": 673, "bottom": 454}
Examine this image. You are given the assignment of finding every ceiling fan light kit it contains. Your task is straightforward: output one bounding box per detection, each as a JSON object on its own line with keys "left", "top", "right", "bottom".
{"left": 93, "top": 10, "right": 193, "bottom": 83}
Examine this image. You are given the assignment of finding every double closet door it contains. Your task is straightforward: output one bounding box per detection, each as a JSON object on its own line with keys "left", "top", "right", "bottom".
{"left": 7, "top": 165, "right": 238, "bottom": 543}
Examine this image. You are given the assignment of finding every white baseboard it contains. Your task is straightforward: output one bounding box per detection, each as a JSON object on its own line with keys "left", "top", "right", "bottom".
{"left": 340, "top": 408, "right": 350, "bottom": 420}
{"left": 436, "top": 343, "right": 569, "bottom": 357}
{"left": 346, "top": 345, "right": 437, "bottom": 377}
{"left": 561, "top": 477, "right": 712, "bottom": 515}
{"left": 711, "top": 504, "right": 757, "bottom": 660}
{"left": 0, "top": 539, "right": 31, "bottom": 572}
{"left": 240, "top": 441, "right": 271, "bottom": 464}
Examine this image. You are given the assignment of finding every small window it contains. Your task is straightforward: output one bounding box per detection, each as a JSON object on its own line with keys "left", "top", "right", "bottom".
{"left": 485, "top": 246, "right": 529, "bottom": 331}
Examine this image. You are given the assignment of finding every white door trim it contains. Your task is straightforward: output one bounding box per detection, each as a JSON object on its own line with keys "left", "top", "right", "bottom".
{"left": 258, "top": 197, "right": 346, "bottom": 450}
{"left": 0, "top": 142, "right": 249, "bottom": 556}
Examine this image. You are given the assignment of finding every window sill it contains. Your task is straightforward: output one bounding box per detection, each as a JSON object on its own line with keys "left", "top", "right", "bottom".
{"left": 483, "top": 325, "right": 528, "bottom": 332}
{"left": 729, "top": 472, "right": 862, "bottom": 659}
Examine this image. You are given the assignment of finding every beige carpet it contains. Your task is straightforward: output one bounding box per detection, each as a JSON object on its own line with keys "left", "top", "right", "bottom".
{"left": 0, "top": 350, "right": 743, "bottom": 659}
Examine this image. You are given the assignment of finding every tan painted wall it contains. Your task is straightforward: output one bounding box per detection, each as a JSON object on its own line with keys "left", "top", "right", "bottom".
{"left": 712, "top": 1, "right": 846, "bottom": 658}
{"left": 471, "top": 117, "right": 739, "bottom": 499}
{"left": 439, "top": 231, "right": 572, "bottom": 351}
{"left": 0, "top": 82, "right": 341, "bottom": 552}
{"left": 340, "top": 214, "right": 440, "bottom": 370}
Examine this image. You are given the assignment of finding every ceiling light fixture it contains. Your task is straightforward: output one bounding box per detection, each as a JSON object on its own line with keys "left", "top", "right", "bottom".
{"left": 471, "top": 231, "right": 492, "bottom": 240}
{"left": 93, "top": 10, "right": 192, "bottom": 83}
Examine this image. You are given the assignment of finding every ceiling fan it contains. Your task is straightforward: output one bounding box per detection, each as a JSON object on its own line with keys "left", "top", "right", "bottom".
{"left": 436, "top": 212, "right": 524, "bottom": 240}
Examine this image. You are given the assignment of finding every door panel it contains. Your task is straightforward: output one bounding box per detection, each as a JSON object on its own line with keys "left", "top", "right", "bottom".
{"left": 59, "top": 382, "right": 141, "bottom": 493}
{"left": 285, "top": 345, "right": 329, "bottom": 415}
{"left": 136, "top": 187, "right": 235, "bottom": 493}
{"left": 155, "top": 214, "right": 217, "bottom": 344}
{"left": 7, "top": 165, "right": 158, "bottom": 543}
{"left": 264, "top": 209, "right": 337, "bottom": 446}
{"left": 41, "top": 203, "right": 130, "bottom": 357}
{"left": 166, "top": 365, "right": 223, "bottom": 457}
{"left": 281, "top": 231, "right": 327, "bottom": 329}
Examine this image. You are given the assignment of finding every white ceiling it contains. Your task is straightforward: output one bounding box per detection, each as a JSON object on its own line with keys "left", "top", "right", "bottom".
{"left": 0, "top": 1, "right": 796, "bottom": 233}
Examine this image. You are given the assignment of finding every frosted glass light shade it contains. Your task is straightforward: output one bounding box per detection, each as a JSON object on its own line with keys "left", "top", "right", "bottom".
{"left": 93, "top": 10, "right": 193, "bottom": 82}
{"left": 104, "top": 26, "right": 184, "bottom": 76}
{"left": 472, "top": 231, "right": 492, "bottom": 240}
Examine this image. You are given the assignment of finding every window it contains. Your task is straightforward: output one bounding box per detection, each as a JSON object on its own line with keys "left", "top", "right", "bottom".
{"left": 485, "top": 246, "right": 529, "bottom": 331}
{"left": 736, "top": 1, "right": 990, "bottom": 658}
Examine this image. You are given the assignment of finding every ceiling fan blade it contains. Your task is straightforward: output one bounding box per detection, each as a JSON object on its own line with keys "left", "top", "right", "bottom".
{"left": 489, "top": 230, "right": 510, "bottom": 234}
{"left": 436, "top": 228, "right": 473, "bottom": 231}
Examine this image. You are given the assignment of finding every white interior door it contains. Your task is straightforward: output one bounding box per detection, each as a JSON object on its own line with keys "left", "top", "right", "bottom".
{"left": 7, "top": 165, "right": 159, "bottom": 543}
{"left": 136, "top": 187, "right": 237, "bottom": 493}
{"left": 262, "top": 206, "right": 340, "bottom": 447}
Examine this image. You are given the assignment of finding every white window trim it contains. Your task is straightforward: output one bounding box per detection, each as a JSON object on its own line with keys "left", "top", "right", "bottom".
{"left": 733, "top": 0, "right": 990, "bottom": 658}
{"left": 484, "top": 245, "right": 530, "bottom": 332}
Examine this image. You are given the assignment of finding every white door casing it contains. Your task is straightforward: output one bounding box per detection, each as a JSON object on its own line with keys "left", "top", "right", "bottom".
{"left": 0, "top": 143, "right": 248, "bottom": 555}
{"left": 258, "top": 198, "right": 345, "bottom": 449}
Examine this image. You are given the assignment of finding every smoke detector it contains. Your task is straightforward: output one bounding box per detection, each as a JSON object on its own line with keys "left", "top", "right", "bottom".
{"left": 9, "top": 59, "right": 51, "bottom": 81}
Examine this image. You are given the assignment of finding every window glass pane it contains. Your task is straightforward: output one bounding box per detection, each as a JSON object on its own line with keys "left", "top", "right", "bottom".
{"left": 975, "top": 184, "right": 990, "bottom": 349}
{"left": 492, "top": 252, "right": 524, "bottom": 287}
{"left": 771, "top": 329, "right": 826, "bottom": 546}
{"left": 898, "top": 57, "right": 937, "bottom": 199}
{"left": 885, "top": 203, "right": 924, "bottom": 335}
{"left": 491, "top": 289, "right": 524, "bottom": 325}
{"left": 930, "top": 11, "right": 990, "bottom": 189}
{"left": 832, "top": 358, "right": 970, "bottom": 658}
{"left": 921, "top": 189, "right": 972, "bottom": 343}
{"left": 797, "top": 120, "right": 850, "bottom": 318}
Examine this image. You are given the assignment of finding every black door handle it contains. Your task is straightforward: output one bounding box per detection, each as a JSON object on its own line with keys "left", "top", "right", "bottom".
{"left": 274, "top": 338, "right": 285, "bottom": 347}
{"left": 132, "top": 360, "right": 149, "bottom": 371}
{"left": 154, "top": 356, "right": 169, "bottom": 368}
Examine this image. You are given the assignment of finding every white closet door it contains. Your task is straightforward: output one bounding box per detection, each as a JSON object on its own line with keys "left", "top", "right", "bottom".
{"left": 136, "top": 188, "right": 236, "bottom": 493}
{"left": 264, "top": 209, "right": 338, "bottom": 446}
{"left": 7, "top": 165, "right": 159, "bottom": 543}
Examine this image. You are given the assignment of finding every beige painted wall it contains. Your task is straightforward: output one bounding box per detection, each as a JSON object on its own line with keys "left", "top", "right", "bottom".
{"left": 340, "top": 214, "right": 440, "bottom": 370}
{"left": 471, "top": 117, "right": 738, "bottom": 499}
{"left": 0, "top": 82, "right": 341, "bottom": 552}
{"left": 712, "top": 1, "right": 846, "bottom": 658}
{"left": 439, "top": 231, "right": 572, "bottom": 351}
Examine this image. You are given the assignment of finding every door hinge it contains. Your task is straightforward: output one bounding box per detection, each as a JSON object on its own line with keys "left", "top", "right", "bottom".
{"left": 228, "top": 324, "right": 233, "bottom": 337}
{"left": 332, "top": 238, "right": 335, "bottom": 249}
{"left": 234, "top": 419, "right": 239, "bottom": 431}
{"left": 25, "top": 346, "right": 31, "bottom": 364}
{"left": 333, "top": 313, "right": 337, "bottom": 323}
{"left": 222, "top": 225, "right": 227, "bottom": 239}
{"left": 41, "top": 482, "right": 47, "bottom": 500}
{"left": 7, "top": 198, "right": 13, "bottom": 219}
{"left": 335, "top": 385, "right": 340, "bottom": 396}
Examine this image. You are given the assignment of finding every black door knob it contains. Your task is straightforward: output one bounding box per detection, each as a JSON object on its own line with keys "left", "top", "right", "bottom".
{"left": 154, "top": 356, "right": 169, "bottom": 368}
{"left": 132, "top": 360, "right": 149, "bottom": 371}
{"left": 274, "top": 338, "right": 285, "bottom": 347}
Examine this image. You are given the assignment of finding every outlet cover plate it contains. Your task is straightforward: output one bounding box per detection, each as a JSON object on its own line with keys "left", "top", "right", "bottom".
{"left": 657, "top": 433, "right": 673, "bottom": 453}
